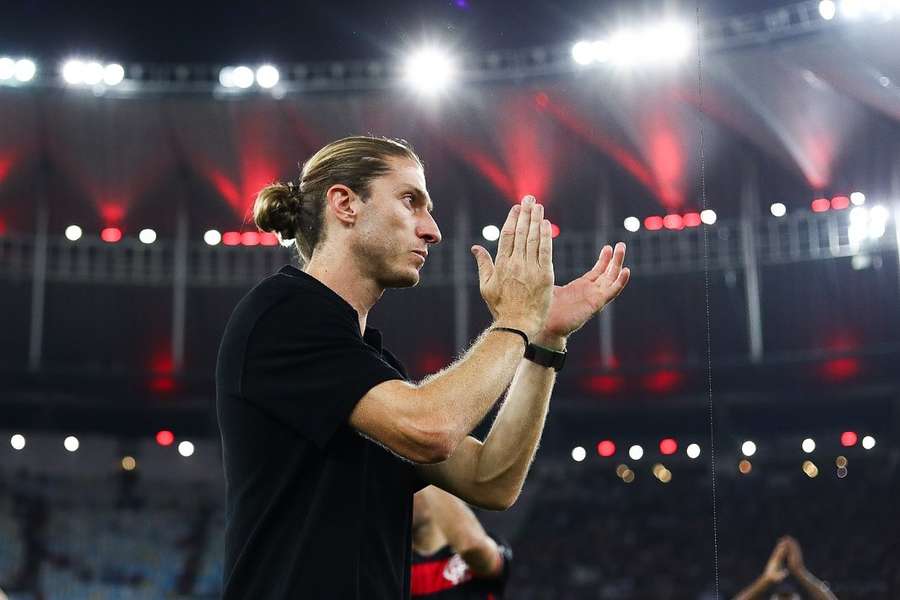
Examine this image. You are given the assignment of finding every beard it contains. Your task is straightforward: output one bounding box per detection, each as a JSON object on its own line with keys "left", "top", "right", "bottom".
{"left": 352, "top": 235, "right": 421, "bottom": 289}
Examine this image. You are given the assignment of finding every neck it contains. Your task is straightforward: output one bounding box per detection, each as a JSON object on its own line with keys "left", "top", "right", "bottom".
{"left": 303, "top": 247, "right": 383, "bottom": 336}
{"left": 412, "top": 521, "right": 448, "bottom": 556}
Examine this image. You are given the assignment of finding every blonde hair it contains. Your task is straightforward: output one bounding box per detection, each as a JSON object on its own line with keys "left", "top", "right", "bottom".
{"left": 253, "top": 135, "right": 422, "bottom": 263}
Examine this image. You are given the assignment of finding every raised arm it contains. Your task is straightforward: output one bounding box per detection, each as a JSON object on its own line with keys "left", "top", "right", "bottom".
{"left": 734, "top": 540, "right": 789, "bottom": 600}
{"left": 350, "top": 196, "right": 553, "bottom": 466}
{"left": 784, "top": 537, "right": 838, "bottom": 600}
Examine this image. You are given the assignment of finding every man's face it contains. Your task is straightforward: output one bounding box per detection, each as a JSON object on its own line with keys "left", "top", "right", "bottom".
{"left": 350, "top": 156, "right": 442, "bottom": 288}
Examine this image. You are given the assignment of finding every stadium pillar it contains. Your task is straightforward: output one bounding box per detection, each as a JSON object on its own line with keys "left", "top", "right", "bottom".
{"left": 27, "top": 195, "right": 48, "bottom": 373}
{"left": 453, "top": 194, "right": 470, "bottom": 352}
{"left": 171, "top": 202, "right": 188, "bottom": 373}
{"left": 595, "top": 170, "right": 615, "bottom": 369}
{"left": 740, "top": 158, "right": 764, "bottom": 363}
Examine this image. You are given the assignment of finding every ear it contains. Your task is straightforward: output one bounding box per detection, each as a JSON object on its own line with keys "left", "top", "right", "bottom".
{"left": 325, "top": 184, "right": 360, "bottom": 226}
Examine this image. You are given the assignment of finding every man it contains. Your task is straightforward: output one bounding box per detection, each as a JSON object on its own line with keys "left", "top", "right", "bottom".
{"left": 411, "top": 485, "right": 512, "bottom": 598}
{"left": 734, "top": 536, "right": 838, "bottom": 600}
{"left": 216, "top": 136, "right": 630, "bottom": 598}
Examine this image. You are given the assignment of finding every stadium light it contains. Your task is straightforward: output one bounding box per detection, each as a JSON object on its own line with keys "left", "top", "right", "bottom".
{"left": 741, "top": 440, "right": 757, "bottom": 457}
{"left": 819, "top": 0, "right": 837, "bottom": 19}
{"left": 138, "top": 228, "right": 157, "bottom": 244}
{"left": 64, "top": 436, "right": 80, "bottom": 452}
{"left": 100, "top": 227, "right": 122, "bottom": 243}
{"left": 686, "top": 443, "right": 701, "bottom": 459}
{"left": 850, "top": 191, "right": 866, "bottom": 205}
{"left": 624, "top": 217, "right": 640, "bottom": 232}
{"left": 178, "top": 440, "right": 195, "bottom": 457}
{"left": 83, "top": 61, "right": 104, "bottom": 85}
{"left": 256, "top": 64, "right": 280, "bottom": 88}
{"left": 659, "top": 438, "right": 678, "bottom": 455}
{"left": 482, "top": 225, "right": 500, "bottom": 241}
{"left": 204, "top": 230, "right": 222, "bottom": 246}
{"left": 802, "top": 438, "right": 816, "bottom": 453}
{"left": 700, "top": 209, "right": 717, "bottom": 225}
{"left": 10, "top": 434, "right": 26, "bottom": 450}
{"left": 233, "top": 66, "right": 254, "bottom": 89}
{"left": 14, "top": 59, "right": 36, "bottom": 82}
{"left": 628, "top": 444, "right": 644, "bottom": 460}
{"left": 571, "top": 41, "right": 595, "bottom": 66}
{"left": 103, "top": 63, "right": 125, "bottom": 86}
{"left": 861, "top": 435, "right": 876, "bottom": 449}
{"left": 156, "top": 430, "right": 175, "bottom": 447}
{"left": 770, "top": 203, "right": 787, "bottom": 217}
{"left": 65, "top": 225, "right": 83, "bottom": 241}
{"left": 0, "top": 57, "right": 14, "bottom": 80}
{"left": 403, "top": 47, "right": 456, "bottom": 94}
{"left": 597, "top": 440, "right": 616, "bottom": 457}
{"left": 571, "top": 446, "right": 587, "bottom": 462}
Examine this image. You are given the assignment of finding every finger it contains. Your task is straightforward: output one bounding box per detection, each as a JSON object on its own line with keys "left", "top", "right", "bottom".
{"left": 604, "top": 242, "right": 626, "bottom": 280}
{"left": 539, "top": 219, "right": 552, "bottom": 268}
{"left": 586, "top": 245, "right": 613, "bottom": 282}
{"left": 496, "top": 204, "right": 520, "bottom": 262}
{"left": 527, "top": 203, "right": 543, "bottom": 262}
{"left": 604, "top": 266, "right": 630, "bottom": 298}
{"left": 470, "top": 245, "right": 495, "bottom": 287}
{"left": 514, "top": 195, "right": 534, "bottom": 260}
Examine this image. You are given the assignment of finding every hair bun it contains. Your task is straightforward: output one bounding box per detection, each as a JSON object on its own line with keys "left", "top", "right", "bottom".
{"left": 253, "top": 182, "right": 301, "bottom": 240}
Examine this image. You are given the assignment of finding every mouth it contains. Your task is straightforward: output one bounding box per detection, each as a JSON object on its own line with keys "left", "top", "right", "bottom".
{"left": 411, "top": 250, "right": 428, "bottom": 261}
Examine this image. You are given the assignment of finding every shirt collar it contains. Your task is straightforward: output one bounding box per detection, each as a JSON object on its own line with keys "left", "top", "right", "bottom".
{"left": 278, "top": 264, "right": 383, "bottom": 351}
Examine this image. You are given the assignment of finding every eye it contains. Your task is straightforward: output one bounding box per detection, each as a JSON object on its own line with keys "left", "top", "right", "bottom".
{"left": 402, "top": 194, "right": 415, "bottom": 207}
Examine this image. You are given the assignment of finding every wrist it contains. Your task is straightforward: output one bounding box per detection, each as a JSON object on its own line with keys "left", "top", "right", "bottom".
{"left": 532, "top": 332, "right": 567, "bottom": 351}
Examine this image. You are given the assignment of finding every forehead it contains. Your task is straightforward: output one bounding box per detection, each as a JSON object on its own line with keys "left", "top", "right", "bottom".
{"left": 382, "top": 156, "right": 426, "bottom": 188}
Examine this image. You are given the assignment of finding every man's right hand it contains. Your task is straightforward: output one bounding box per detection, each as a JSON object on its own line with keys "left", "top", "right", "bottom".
{"left": 762, "top": 539, "right": 789, "bottom": 585}
{"left": 471, "top": 195, "right": 554, "bottom": 340}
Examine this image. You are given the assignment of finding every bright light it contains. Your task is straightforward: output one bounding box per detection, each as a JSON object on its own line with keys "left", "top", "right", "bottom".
{"left": 869, "top": 204, "right": 889, "bottom": 223}
{"left": 256, "top": 64, "right": 280, "bottom": 88}
{"left": 597, "top": 440, "right": 616, "bottom": 457}
{"left": 802, "top": 438, "right": 816, "bottom": 453}
{"left": 770, "top": 203, "right": 787, "bottom": 217}
{"left": 571, "top": 41, "right": 595, "bottom": 65}
{"left": 482, "top": 225, "right": 500, "bottom": 241}
{"left": 156, "top": 430, "right": 175, "bottom": 447}
{"left": 646, "top": 21, "right": 692, "bottom": 62}
{"left": 10, "top": 434, "right": 25, "bottom": 450}
{"left": 738, "top": 459, "right": 752, "bottom": 474}
{"left": 0, "top": 57, "right": 14, "bottom": 80}
{"left": 624, "top": 217, "right": 641, "bottom": 232}
{"left": 609, "top": 30, "right": 642, "bottom": 66}
{"left": 686, "top": 443, "right": 701, "bottom": 459}
{"left": 121, "top": 456, "right": 137, "bottom": 471}
{"left": 64, "top": 436, "right": 79, "bottom": 452}
{"left": 404, "top": 47, "right": 456, "bottom": 94}
{"left": 178, "top": 440, "right": 195, "bottom": 457}
{"left": 659, "top": 438, "right": 678, "bottom": 455}
{"left": 83, "top": 61, "right": 104, "bottom": 85}
{"left": 204, "top": 230, "right": 222, "bottom": 246}
{"left": 811, "top": 198, "right": 831, "bottom": 212}
{"left": 840, "top": 431, "right": 858, "bottom": 447}
{"left": 700, "top": 209, "right": 717, "bottom": 225}
{"left": 233, "top": 66, "right": 255, "bottom": 89}
{"left": 65, "top": 225, "right": 83, "bottom": 241}
{"left": 103, "top": 63, "right": 125, "bottom": 86}
{"left": 741, "top": 440, "right": 757, "bottom": 457}
{"left": 591, "top": 41, "right": 611, "bottom": 63}
{"left": 819, "top": 0, "right": 837, "bottom": 19}
{"left": 840, "top": 0, "right": 864, "bottom": 19}
{"left": 862, "top": 435, "right": 876, "bottom": 449}
{"left": 571, "top": 446, "right": 587, "bottom": 462}
{"left": 138, "top": 228, "right": 157, "bottom": 244}
{"left": 100, "top": 227, "right": 122, "bottom": 243}
{"left": 802, "top": 460, "right": 819, "bottom": 478}
{"left": 628, "top": 444, "right": 644, "bottom": 460}
{"left": 218, "top": 67, "right": 235, "bottom": 88}
{"left": 62, "top": 60, "right": 85, "bottom": 84}
{"left": 14, "top": 59, "right": 36, "bottom": 82}
{"left": 850, "top": 191, "right": 866, "bottom": 205}
{"left": 850, "top": 206, "right": 869, "bottom": 225}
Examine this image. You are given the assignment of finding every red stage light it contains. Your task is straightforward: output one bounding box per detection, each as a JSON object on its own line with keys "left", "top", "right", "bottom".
{"left": 683, "top": 212, "right": 701, "bottom": 227}
{"left": 222, "top": 232, "right": 241, "bottom": 246}
{"left": 597, "top": 440, "right": 616, "bottom": 457}
{"left": 644, "top": 216, "right": 663, "bottom": 231}
{"left": 585, "top": 374, "right": 624, "bottom": 394}
{"left": 830, "top": 196, "right": 850, "bottom": 210}
{"left": 811, "top": 198, "right": 830, "bottom": 213}
{"left": 156, "top": 430, "right": 175, "bottom": 447}
{"left": 241, "top": 232, "right": 260, "bottom": 246}
{"left": 550, "top": 223, "right": 560, "bottom": 238}
{"left": 100, "top": 227, "right": 122, "bottom": 243}
{"left": 663, "top": 214, "right": 684, "bottom": 230}
{"left": 840, "top": 431, "right": 858, "bottom": 447}
{"left": 259, "top": 232, "right": 279, "bottom": 246}
{"left": 659, "top": 438, "right": 678, "bottom": 455}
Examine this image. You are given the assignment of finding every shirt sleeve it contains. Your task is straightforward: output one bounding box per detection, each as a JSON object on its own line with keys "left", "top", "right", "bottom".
{"left": 241, "top": 294, "right": 405, "bottom": 448}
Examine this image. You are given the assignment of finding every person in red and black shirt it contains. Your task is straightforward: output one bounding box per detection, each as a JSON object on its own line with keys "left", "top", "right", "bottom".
{"left": 411, "top": 486, "right": 512, "bottom": 599}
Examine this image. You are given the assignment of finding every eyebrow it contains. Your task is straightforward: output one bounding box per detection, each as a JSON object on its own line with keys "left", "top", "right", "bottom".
{"left": 402, "top": 186, "right": 434, "bottom": 213}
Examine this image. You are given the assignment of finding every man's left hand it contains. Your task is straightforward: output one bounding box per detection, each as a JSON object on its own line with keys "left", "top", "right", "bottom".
{"left": 536, "top": 242, "right": 630, "bottom": 346}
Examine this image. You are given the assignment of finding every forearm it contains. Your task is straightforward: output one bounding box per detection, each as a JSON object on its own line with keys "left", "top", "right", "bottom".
{"left": 733, "top": 576, "right": 772, "bottom": 600}
{"left": 469, "top": 334, "right": 562, "bottom": 505}
{"left": 415, "top": 324, "right": 530, "bottom": 449}
{"left": 794, "top": 569, "right": 837, "bottom": 600}
{"left": 419, "top": 486, "right": 501, "bottom": 576}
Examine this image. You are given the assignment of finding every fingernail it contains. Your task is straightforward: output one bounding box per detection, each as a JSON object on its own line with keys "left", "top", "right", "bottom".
{"left": 523, "top": 195, "right": 535, "bottom": 205}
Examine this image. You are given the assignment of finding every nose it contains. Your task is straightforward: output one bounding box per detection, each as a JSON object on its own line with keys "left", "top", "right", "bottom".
{"left": 417, "top": 212, "right": 442, "bottom": 245}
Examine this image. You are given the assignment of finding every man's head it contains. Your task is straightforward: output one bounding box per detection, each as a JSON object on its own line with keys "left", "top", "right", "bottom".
{"left": 254, "top": 135, "right": 441, "bottom": 288}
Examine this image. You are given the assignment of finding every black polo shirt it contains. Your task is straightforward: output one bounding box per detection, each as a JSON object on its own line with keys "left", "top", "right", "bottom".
{"left": 216, "top": 264, "right": 425, "bottom": 599}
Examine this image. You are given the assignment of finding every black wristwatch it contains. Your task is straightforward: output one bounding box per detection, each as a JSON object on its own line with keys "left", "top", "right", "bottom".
{"left": 524, "top": 342, "right": 567, "bottom": 372}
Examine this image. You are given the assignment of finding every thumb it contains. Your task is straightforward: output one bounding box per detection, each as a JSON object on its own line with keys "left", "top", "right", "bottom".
{"left": 471, "top": 245, "right": 494, "bottom": 285}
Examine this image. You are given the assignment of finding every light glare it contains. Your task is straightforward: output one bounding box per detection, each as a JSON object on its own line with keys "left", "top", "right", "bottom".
{"left": 138, "top": 228, "right": 157, "bottom": 244}
{"left": 571, "top": 446, "right": 587, "bottom": 462}
{"left": 404, "top": 47, "right": 456, "bottom": 94}
{"left": 64, "top": 436, "right": 80, "bottom": 452}
{"left": 623, "top": 217, "right": 641, "bottom": 232}
{"left": 10, "top": 434, "right": 26, "bottom": 450}
{"left": 204, "top": 230, "right": 222, "bottom": 246}
{"left": 482, "top": 225, "right": 500, "bottom": 241}
{"left": 741, "top": 440, "right": 757, "bottom": 457}
{"left": 628, "top": 444, "right": 644, "bottom": 460}
{"left": 686, "top": 443, "right": 701, "bottom": 459}
{"left": 256, "top": 64, "right": 280, "bottom": 88}
{"left": 178, "top": 440, "right": 195, "bottom": 457}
